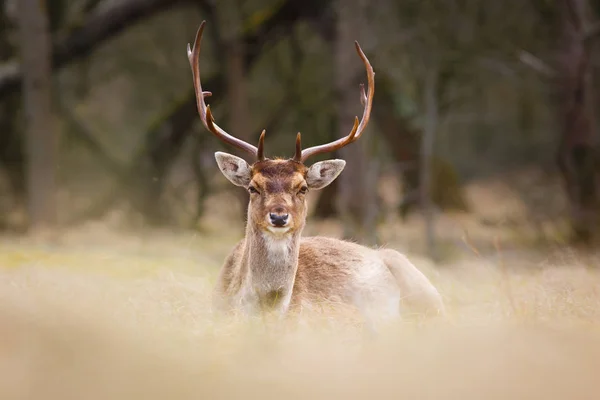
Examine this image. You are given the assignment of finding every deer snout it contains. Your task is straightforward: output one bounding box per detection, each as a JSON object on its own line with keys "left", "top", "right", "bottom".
{"left": 269, "top": 212, "right": 289, "bottom": 227}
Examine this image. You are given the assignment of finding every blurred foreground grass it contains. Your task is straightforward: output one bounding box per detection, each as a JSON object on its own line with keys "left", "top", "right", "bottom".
{"left": 0, "top": 215, "right": 600, "bottom": 399}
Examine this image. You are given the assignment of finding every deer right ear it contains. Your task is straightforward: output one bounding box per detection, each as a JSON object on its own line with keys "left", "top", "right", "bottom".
{"left": 214, "top": 152, "right": 252, "bottom": 187}
{"left": 306, "top": 159, "right": 346, "bottom": 190}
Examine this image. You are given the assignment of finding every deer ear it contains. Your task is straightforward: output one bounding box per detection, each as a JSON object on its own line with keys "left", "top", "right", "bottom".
{"left": 214, "top": 152, "right": 252, "bottom": 187}
{"left": 306, "top": 159, "right": 346, "bottom": 190}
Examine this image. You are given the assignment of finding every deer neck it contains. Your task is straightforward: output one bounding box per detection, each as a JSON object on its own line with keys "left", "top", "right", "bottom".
{"left": 241, "top": 222, "right": 302, "bottom": 310}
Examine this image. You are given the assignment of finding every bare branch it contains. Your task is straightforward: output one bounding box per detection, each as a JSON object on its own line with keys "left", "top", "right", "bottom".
{"left": 0, "top": 0, "right": 186, "bottom": 98}
{"left": 517, "top": 50, "right": 556, "bottom": 78}
{"left": 0, "top": 0, "right": 329, "bottom": 100}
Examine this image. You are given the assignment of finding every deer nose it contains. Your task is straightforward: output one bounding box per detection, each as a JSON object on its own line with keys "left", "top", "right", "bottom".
{"left": 269, "top": 213, "right": 289, "bottom": 227}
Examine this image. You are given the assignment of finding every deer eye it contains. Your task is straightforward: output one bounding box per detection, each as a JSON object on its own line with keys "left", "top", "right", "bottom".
{"left": 248, "top": 186, "right": 260, "bottom": 194}
{"left": 298, "top": 186, "right": 308, "bottom": 195}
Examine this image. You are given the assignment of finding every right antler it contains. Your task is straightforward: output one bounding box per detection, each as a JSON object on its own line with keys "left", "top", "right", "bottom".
{"left": 187, "top": 21, "right": 265, "bottom": 160}
{"left": 293, "top": 41, "right": 375, "bottom": 163}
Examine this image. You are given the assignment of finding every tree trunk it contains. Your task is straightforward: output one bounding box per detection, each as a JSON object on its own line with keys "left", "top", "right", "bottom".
{"left": 0, "top": 1, "right": 25, "bottom": 229}
{"left": 226, "top": 31, "right": 251, "bottom": 216}
{"left": 555, "top": 0, "right": 599, "bottom": 242}
{"left": 18, "top": 0, "right": 57, "bottom": 230}
{"left": 370, "top": 71, "right": 420, "bottom": 219}
{"left": 372, "top": 70, "right": 468, "bottom": 219}
{"left": 334, "top": 0, "right": 378, "bottom": 244}
{"left": 2, "top": 0, "right": 186, "bottom": 98}
{"left": 217, "top": 0, "right": 252, "bottom": 217}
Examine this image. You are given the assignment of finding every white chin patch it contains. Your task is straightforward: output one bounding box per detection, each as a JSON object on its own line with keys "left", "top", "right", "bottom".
{"left": 267, "top": 226, "right": 291, "bottom": 234}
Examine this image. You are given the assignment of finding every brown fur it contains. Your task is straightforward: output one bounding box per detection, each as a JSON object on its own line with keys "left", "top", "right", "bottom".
{"left": 247, "top": 160, "right": 308, "bottom": 235}
{"left": 212, "top": 157, "right": 445, "bottom": 319}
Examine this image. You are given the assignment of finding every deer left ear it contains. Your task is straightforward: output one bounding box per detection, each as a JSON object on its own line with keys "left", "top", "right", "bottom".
{"left": 306, "top": 159, "right": 346, "bottom": 190}
{"left": 215, "top": 152, "right": 252, "bottom": 187}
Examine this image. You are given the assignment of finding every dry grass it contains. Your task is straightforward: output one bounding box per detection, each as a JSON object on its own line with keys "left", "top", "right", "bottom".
{"left": 1, "top": 213, "right": 600, "bottom": 399}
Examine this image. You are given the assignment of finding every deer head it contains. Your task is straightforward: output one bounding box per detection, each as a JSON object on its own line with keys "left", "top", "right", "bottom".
{"left": 187, "top": 21, "right": 374, "bottom": 236}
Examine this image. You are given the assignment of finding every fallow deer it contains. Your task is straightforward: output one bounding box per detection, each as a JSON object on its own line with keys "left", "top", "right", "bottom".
{"left": 187, "top": 21, "right": 444, "bottom": 320}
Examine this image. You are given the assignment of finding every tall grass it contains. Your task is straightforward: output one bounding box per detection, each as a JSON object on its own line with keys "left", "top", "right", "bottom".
{"left": 1, "top": 221, "right": 599, "bottom": 399}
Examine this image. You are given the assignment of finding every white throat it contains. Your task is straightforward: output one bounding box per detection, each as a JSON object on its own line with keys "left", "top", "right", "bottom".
{"left": 262, "top": 231, "right": 293, "bottom": 263}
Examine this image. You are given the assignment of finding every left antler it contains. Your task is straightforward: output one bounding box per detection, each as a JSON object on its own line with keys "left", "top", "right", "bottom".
{"left": 187, "top": 21, "right": 266, "bottom": 160}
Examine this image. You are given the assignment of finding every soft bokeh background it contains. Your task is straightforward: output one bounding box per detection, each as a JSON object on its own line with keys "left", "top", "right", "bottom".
{"left": 2, "top": 0, "right": 600, "bottom": 398}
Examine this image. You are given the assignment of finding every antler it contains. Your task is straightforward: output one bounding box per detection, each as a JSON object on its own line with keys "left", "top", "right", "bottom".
{"left": 293, "top": 41, "right": 374, "bottom": 163}
{"left": 187, "top": 21, "right": 265, "bottom": 160}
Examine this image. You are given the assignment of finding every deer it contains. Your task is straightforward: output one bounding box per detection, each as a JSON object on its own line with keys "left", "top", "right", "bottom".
{"left": 187, "top": 21, "right": 445, "bottom": 321}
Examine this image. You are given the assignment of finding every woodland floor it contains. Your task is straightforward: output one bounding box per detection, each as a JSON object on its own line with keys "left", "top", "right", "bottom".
{"left": 1, "top": 175, "right": 600, "bottom": 399}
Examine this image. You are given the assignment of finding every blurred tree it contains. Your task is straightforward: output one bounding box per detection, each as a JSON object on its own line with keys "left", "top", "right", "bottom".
{"left": 554, "top": 0, "right": 599, "bottom": 242}
{"left": 371, "top": 71, "right": 468, "bottom": 220}
{"left": 0, "top": 0, "right": 184, "bottom": 98}
{"left": 67, "top": 0, "right": 329, "bottom": 227}
{"left": 219, "top": 0, "right": 252, "bottom": 216}
{"left": 6, "top": 0, "right": 593, "bottom": 244}
{"left": 523, "top": 0, "right": 600, "bottom": 242}
{"left": 18, "top": 0, "right": 57, "bottom": 229}
{"left": 0, "top": 0, "right": 25, "bottom": 230}
{"left": 127, "top": 0, "right": 329, "bottom": 226}
{"left": 335, "top": 0, "right": 379, "bottom": 244}
{"left": 0, "top": 0, "right": 189, "bottom": 229}
{"left": 313, "top": 0, "right": 470, "bottom": 229}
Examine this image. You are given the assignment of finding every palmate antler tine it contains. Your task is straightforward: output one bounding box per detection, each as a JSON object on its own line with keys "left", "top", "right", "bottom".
{"left": 299, "top": 41, "right": 375, "bottom": 163}
{"left": 187, "top": 21, "right": 259, "bottom": 158}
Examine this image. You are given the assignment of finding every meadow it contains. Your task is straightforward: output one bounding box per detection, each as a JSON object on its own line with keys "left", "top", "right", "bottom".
{"left": 1, "top": 177, "right": 600, "bottom": 400}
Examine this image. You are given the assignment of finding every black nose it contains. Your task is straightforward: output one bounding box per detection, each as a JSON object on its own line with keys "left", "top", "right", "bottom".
{"left": 269, "top": 213, "right": 289, "bottom": 227}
